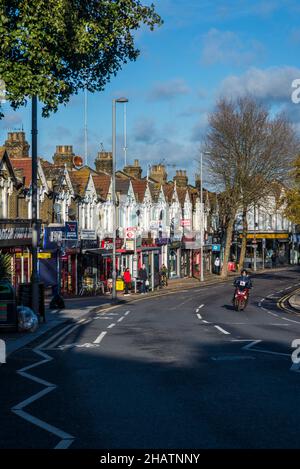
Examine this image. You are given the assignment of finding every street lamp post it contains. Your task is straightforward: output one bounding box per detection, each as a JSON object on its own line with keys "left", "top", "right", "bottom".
{"left": 31, "top": 96, "right": 39, "bottom": 315}
{"left": 200, "top": 152, "right": 204, "bottom": 282}
{"left": 112, "top": 97, "right": 128, "bottom": 302}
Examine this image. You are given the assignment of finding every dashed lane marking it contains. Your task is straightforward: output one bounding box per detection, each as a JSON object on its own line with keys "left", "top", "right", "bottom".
{"left": 117, "top": 316, "right": 125, "bottom": 323}
{"left": 107, "top": 323, "right": 115, "bottom": 329}
{"left": 124, "top": 311, "right": 130, "bottom": 316}
{"left": 197, "top": 313, "right": 202, "bottom": 320}
{"left": 214, "top": 325, "right": 230, "bottom": 335}
{"left": 93, "top": 331, "right": 107, "bottom": 344}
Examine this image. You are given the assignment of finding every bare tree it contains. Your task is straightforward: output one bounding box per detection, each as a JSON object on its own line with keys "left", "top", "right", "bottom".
{"left": 204, "top": 96, "right": 298, "bottom": 277}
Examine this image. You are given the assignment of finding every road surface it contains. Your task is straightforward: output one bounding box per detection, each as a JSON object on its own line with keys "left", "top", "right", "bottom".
{"left": 1, "top": 267, "right": 300, "bottom": 449}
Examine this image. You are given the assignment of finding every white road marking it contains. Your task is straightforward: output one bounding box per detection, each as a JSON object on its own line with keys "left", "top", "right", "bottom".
{"left": 202, "top": 320, "right": 210, "bottom": 324}
{"left": 93, "top": 331, "right": 107, "bottom": 344}
{"left": 290, "top": 362, "right": 300, "bottom": 373}
{"left": 124, "top": 311, "right": 130, "bottom": 316}
{"left": 242, "top": 340, "right": 290, "bottom": 357}
{"left": 42, "top": 319, "right": 87, "bottom": 350}
{"left": 12, "top": 348, "right": 74, "bottom": 448}
{"left": 198, "top": 304, "right": 204, "bottom": 308}
{"left": 117, "top": 316, "right": 125, "bottom": 322}
{"left": 214, "top": 325, "right": 230, "bottom": 335}
{"left": 211, "top": 355, "right": 255, "bottom": 361}
{"left": 13, "top": 387, "right": 55, "bottom": 410}
{"left": 107, "top": 323, "right": 115, "bottom": 329}
{"left": 54, "top": 439, "right": 75, "bottom": 449}
{"left": 37, "top": 322, "right": 84, "bottom": 350}
{"left": 197, "top": 313, "right": 202, "bottom": 320}
{"left": 196, "top": 309, "right": 199, "bottom": 313}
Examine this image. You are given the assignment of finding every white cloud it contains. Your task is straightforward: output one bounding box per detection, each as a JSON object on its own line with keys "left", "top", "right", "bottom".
{"left": 219, "top": 66, "right": 300, "bottom": 103}
{"left": 201, "top": 28, "right": 265, "bottom": 67}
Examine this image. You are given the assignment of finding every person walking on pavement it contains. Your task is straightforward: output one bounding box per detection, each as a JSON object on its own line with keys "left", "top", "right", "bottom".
{"left": 123, "top": 268, "right": 132, "bottom": 296}
{"left": 160, "top": 264, "right": 168, "bottom": 287}
{"left": 214, "top": 256, "right": 221, "bottom": 274}
{"left": 139, "top": 264, "right": 148, "bottom": 294}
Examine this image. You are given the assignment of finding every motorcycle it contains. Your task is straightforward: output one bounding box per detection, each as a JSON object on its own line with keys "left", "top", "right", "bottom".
{"left": 233, "top": 285, "right": 250, "bottom": 311}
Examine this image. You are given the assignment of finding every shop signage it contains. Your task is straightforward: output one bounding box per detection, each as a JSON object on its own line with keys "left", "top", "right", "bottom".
{"left": 125, "top": 240, "right": 135, "bottom": 250}
{"left": 65, "top": 221, "right": 78, "bottom": 240}
{"left": 43, "top": 226, "right": 65, "bottom": 250}
{"left": 38, "top": 252, "right": 52, "bottom": 259}
{"left": 81, "top": 239, "right": 98, "bottom": 250}
{"left": 155, "top": 237, "right": 170, "bottom": 246}
{"left": 0, "top": 220, "right": 33, "bottom": 247}
{"left": 15, "top": 252, "right": 30, "bottom": 258}
{"left": 212, "top": 244, "right": 221, "bottom": 252}
{"left": 183, "top": 240, "right": 201, "bottom": 249}
{"left": 101, "top": 238, "right": 123, "bottom": 250}
{"left": 80, "top": 229, "right": 97, "bottom": 240}
{"left": 181, "top": 219, "right": 191, "bottom": 227}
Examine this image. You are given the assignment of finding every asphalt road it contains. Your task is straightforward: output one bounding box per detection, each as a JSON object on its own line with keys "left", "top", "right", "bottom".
{"left": 1, "top": 267, "right": 300, "bottom": 449}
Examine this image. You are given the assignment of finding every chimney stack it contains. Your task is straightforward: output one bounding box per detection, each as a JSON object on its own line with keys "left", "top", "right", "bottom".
{"left": 173, "top": 170, "right": 188, "bottom": 187}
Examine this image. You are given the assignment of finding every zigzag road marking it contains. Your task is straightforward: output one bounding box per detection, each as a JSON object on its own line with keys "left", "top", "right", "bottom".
{"left": 11, "top": 347, "right": 75, "bottom": 449}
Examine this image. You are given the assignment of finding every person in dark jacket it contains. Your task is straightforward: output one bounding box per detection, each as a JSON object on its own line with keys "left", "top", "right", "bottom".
{"left": 232, "top": 269, "right": 252, "bottom": 303}
{"left": 138, "top": 264, "right": 148, "bottom": 294}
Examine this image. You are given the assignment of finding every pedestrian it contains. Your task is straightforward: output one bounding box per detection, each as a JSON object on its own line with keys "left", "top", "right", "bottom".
{"left": 159, "top": 264, "right": 168, "bottom": 287}
{"left": 107, "top": 277, "right": 113, "bottom": 294}
{"left": 214, "top": 256, "right": 221, "bottom": 275}
{"left": 123, "top": 268, "right": 132, "bottom": 296}
{"left": 138, "top": 264, "right": 148, "bottom": 294}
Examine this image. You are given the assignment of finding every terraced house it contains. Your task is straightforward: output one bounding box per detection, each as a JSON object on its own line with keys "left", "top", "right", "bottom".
{"left": 0, "top": 131, "right": 218, "bottom": 296}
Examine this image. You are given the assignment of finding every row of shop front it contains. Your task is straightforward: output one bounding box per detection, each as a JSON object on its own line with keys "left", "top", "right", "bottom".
{"left": 0, "top": 220, "right": 208, "bottom": 295}
{"left": 3, "top": 219, "right": 298, "bottom": 297}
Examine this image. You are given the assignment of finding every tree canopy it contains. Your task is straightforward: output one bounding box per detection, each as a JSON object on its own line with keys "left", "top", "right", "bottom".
{"left": 284, "top": 155, "right": 300, "bottom": 224}
{"left": 0, "top": 0, "right": 162, "bottom": 117}
{"left": 204, "top": 96, "right": 299, "bottom": 276}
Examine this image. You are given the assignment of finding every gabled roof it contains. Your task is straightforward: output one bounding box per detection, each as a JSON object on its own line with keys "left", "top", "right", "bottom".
{"left": 92, "top": 173, "right": 111, "bottom": 200}
{"left": 131, "top": 179, "right": 148, "bottom": 203}
{"left": 0, "top": 147, "right": 18, "bottom": 184}
{"left": 162, "top": 183, "right": 174, "bottom": 203}
{"left": 10, "top": 158, "right": 32, "bottom": 187}
{"left": 115, "top": 178, "right": 130, "bottom": 195}
{"left": 176, "top": 187, "right": 187, "bottom": 207}
{"left": 68, "top": 170, "right": 90, "bottom": 196}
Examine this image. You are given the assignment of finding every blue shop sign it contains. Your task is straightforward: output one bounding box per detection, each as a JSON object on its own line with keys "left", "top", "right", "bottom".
{"left": 43, "top": 226, "right": 65, "bottom": 250}
{"left": 65, "top": 221, "right": 78, "bottom": 240}
{"left": 212, "top": 244, "right": 221, "bottom": 252}
{"left": 155, "top": 237, "right": 170, "bottom": 246}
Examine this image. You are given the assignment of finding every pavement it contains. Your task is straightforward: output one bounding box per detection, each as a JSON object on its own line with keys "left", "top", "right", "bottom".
{"left": 288, "top": 291, "right": 300, "bottom": 311}
{"left": 1, "top": 266, "right": 300, "bottom": 449}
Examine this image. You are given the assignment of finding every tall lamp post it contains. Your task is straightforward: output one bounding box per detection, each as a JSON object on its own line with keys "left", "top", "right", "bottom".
{"left": 31, "top": 96, "right": 39, "bottom": 315}
{"left": 200, "top": 151, "right": 204, "bottom": 282}
{"left": 112, "top": 97, "right": 128, "bottom": 302}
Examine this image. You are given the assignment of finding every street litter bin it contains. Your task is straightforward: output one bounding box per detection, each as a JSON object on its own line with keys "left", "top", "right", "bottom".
{"left": 116, "top": 279, "right": 124, "bottom": 291}
{"left": 0, "top": 281, "right": 18, "bottom": 331}
{"left": 18, "top": 282, "right": 46, "bottom": 322}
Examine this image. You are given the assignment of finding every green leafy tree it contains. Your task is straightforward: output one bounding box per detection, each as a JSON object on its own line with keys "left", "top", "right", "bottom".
{"left": 0, "top": 252, "right": 11, "bottom": 281}
{"left": 0, "top": 0, "right": 162, "bottom": 117}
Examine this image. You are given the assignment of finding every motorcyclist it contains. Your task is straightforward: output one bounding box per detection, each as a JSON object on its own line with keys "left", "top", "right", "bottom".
{"left": 233, "top": 269, "right": 252, "bottom": 303}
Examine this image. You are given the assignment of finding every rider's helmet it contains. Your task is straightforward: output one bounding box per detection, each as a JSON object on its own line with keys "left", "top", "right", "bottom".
{"left": 241, "top": 269, "right": 248, "bottom": 276}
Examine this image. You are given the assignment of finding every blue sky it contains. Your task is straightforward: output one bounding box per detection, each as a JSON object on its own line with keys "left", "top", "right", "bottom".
{"left": 1, "top": 0, "right": 300, "bottom": 182}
